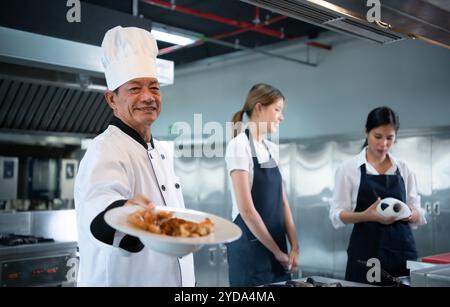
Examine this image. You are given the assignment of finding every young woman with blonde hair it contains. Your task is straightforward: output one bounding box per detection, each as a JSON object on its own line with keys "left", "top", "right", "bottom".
{"left": 225, "top": 84, "right": 299, "bottom": 286}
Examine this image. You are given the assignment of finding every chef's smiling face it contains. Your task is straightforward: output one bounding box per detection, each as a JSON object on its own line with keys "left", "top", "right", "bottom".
{"left": 105, "top": 77, "right": 162, "bottom": 131}
{"left": 366, "top": 124, "right": 396, "bottom": 158}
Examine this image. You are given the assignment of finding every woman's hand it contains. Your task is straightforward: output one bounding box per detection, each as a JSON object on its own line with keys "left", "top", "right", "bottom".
{"left": 274, "top": 249, "right": 290, "bottom": 270}
{"left": 363, "top": 197, "right": 396, "bottom": 225}
{"left": 402, "top": 207, "right": 420, "bottom": 223}
{"left": 287, "top": 248, "right": 299, "bottom": 273}
{"left": 125, "top": 194, "right": 155, "bottom": 210}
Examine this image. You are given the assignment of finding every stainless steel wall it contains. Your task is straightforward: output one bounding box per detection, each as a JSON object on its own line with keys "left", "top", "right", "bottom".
{"left": 0, "top": 210, "right": 78, "bottom": 242}
{"left": 174, "top": 129, "right": 450, "bottom": 285}
{"left": 174, "top": 152, "right": 230, "bottom": 287}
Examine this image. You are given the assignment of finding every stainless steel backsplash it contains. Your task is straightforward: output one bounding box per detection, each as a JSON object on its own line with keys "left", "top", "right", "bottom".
{"left": 174, "top": 129, "right": 450, "bottom": 284}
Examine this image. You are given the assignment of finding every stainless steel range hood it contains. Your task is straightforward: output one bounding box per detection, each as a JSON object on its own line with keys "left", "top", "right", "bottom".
{"left": 0, "top": 27, "right": 111, "bottom": 136}
{"left": 0, "top": 27, "right": 174, "bottom": 136}
{"left": 0, "top": 1, "right": 174, "bottom": 137}
{"left": 0, "top": 27, "right": 174, "bottom": 88}
{"left": 241, "top": 0, "right": 450, "bottom": 49}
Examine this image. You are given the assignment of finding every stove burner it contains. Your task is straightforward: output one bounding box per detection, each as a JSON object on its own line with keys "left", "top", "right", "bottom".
{"left": 0, "top": 234, "right": 55, "bottom": 246}
{"left": 264, "top": 277, "right": 343, "bottom": 287}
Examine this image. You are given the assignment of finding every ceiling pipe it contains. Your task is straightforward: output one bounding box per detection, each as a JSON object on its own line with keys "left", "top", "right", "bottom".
{"left": 141, "top": 0, "right": 285, "bottom": 39}
{"left": 159, "top": 30, "right": 317, "bottom": 67}
{"left": 254, "top": 6, "right": 260, "bottom": 24}
{"left": 144, "top": 2, "right": 318, "bottom": 66}
{"left": 204, "top": 37, "right": 317, "bottom": 67}
{"left": 132, "top": 0, "right": 139, "bottom": 17}
{"left": 306, "top": 41, "right": 332, "bottom": 50}
{"left": 159, "top": 15, "right": 288, "bottom": 56}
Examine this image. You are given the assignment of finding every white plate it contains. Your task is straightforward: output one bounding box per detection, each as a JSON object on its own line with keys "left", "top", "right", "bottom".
{"left": 104, "top": 205, "right": 242, "bottom": 257}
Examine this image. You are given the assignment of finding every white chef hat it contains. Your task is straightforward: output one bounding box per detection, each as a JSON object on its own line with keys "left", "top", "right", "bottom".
{"left": 101, "top": 26, "right": 159, "bottom": 91}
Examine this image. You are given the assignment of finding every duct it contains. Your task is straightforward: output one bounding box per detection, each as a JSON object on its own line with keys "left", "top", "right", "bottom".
{"left": 0, "top": 27, "right": 174, "bottom": 87}
{"left": 241, "top": 0, "right": 450, "bottom": 49}
{"left": 0, "top": 76, "right": 112, "bottom": 136}
{"left": 143, "top": 0, "right": 285, "bottom": 39}
{"left": 0, "top": 26, "right": 174, "bottom": 135}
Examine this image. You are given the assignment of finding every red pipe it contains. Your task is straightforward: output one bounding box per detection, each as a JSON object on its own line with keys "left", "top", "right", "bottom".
{"left": 262, "top": 15, "right": 287, "bottom": 25}
{"left": 214, "top": 16, "right": 287, "bottom": 40}
{"left": 306, "top": 41, "right": 332, "bottom": 50}
{"left": 159, "top": 28, "right": 248, "bottom": 56}
{"left": 159, "top": 16, "right": 288, "bottom": 56}
{"left": 142, "top": 0, "right": 285, "bottom": 39}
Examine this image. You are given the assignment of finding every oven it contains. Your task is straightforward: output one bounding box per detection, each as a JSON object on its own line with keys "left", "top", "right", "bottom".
{"left": 0, "top": 236, "right": 78, "bottom": 287}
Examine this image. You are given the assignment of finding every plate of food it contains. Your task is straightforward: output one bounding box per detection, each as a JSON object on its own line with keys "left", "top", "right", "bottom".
{"left": 104, "top": 205, "right": 242, "bottom": 257}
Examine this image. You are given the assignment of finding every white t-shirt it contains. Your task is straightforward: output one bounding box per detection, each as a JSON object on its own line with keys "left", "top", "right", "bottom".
{"left": 225, "top": 132, "right": 279, "bottom": 220}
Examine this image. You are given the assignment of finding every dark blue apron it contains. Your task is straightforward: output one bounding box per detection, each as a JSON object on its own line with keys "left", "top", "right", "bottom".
{"left": 227, "top": 129, "right": 290, "bottom": 287}
{"left": 345, "top": 163, "right": 418, "bottom": 285}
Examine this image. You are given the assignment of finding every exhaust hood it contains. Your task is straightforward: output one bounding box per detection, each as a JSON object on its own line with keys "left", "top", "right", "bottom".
{"left": 0, "top": 27, "right": 174, "bottom": 88}
{"left": 241, "top": 0, "right": 450, "bottom": 49}
{"left": 0, "top": 26, "right": 174, "bottom": 136}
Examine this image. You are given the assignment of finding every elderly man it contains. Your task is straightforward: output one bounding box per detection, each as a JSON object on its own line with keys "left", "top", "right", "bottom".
{"left": 74, "top": 26, "right": 195, "bottom": 286}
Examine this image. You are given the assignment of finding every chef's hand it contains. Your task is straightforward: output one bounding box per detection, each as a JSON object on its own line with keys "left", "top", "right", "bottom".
{"left": 363, "top": 197, "right": 396, "bottom": 225}
{"left": 402, "top": 207, "right": 420, "bottom": 223}
{"left": 287, "top": 249, "right": 299, "bottom": 273}
{"left": 125, "top": 194, "right": 155, "bottom": 210}
{"left": 274, "top": 249, "right": 290, "bottom": 270}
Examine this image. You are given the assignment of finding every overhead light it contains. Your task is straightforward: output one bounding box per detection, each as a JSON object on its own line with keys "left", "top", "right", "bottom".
{"left": 151, "top": 27, "right": 197, "bottom": 46}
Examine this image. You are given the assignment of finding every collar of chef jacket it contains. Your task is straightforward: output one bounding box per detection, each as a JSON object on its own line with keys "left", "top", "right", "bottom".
{"left": 109, "top": 116, "right": 154, "bottom": 150}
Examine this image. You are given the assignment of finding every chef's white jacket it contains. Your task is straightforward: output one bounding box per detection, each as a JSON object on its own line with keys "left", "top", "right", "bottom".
{"left": 74, "top": 117, "right": 195, "bottom": 287}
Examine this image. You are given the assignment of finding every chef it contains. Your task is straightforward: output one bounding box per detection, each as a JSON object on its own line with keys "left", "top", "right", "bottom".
{"left": 329, "top": 106, "right": 426, "bottom": 285}
{"left": 74, "top": 26, "right": 195, "bottom": 286}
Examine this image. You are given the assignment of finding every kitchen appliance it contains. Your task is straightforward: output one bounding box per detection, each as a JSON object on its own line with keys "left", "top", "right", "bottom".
{"left": 263, "top": 276, "right": 375, "bottom": 287}
{"left": 0, "top": 210, "right": 78, "bottom": 287}
{"left": 0, "top": 233, "right": 54, "bottom": 246}
{"left": 287, "top": 277, "right": 342, "bottom": 287}
{"left": 27, "top": 158, "right": 58, "bottom": 200}
{"left": 410, "top": 264, "right": 450, "bottom": 287}
{"left": 59, "top": 159, "right": 78, "bottom": 200}
{"left": 0, "top": 233, "right": 78, "bottom": 287}
{"left": 27, "top": 158, "right": 78, "bottom": 201}
{"left": 356, "top": 259, "right": 410, "bottom": 287}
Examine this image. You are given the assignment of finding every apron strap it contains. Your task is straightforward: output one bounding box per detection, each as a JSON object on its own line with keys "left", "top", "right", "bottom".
{"left": 245, "top": 129, "right": 275, "bottom": 168}
{"left": 361, "top": 161, "right": 401, "bottom": 176}
{"left": 245, "top": 129, "right": 258, "bottom": 159}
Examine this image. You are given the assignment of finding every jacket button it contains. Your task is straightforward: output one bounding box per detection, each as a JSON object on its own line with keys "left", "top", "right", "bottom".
{"left": 175, "top": 183, "right": 180, "bottom": 189}
{"left": 161, "top": 154, "right": 165, "bottom": 160}
{"left": 161, "top": 185, "right": 166, "bottom": 191}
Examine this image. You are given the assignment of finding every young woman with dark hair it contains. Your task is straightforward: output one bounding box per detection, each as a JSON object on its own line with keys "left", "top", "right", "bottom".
{"left": 330, "top": 106, "right": 426, "bottom": 285}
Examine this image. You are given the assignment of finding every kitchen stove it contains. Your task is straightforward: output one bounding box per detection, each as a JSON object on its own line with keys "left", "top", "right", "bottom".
{"left": 0, "top": 233, "right": 55, "bottom": 246}
{"left": 263, "top": 276, "right": 377, "bottom": 287}
{"left": 0, "top": 234, "right": 77, "bottom": 287}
